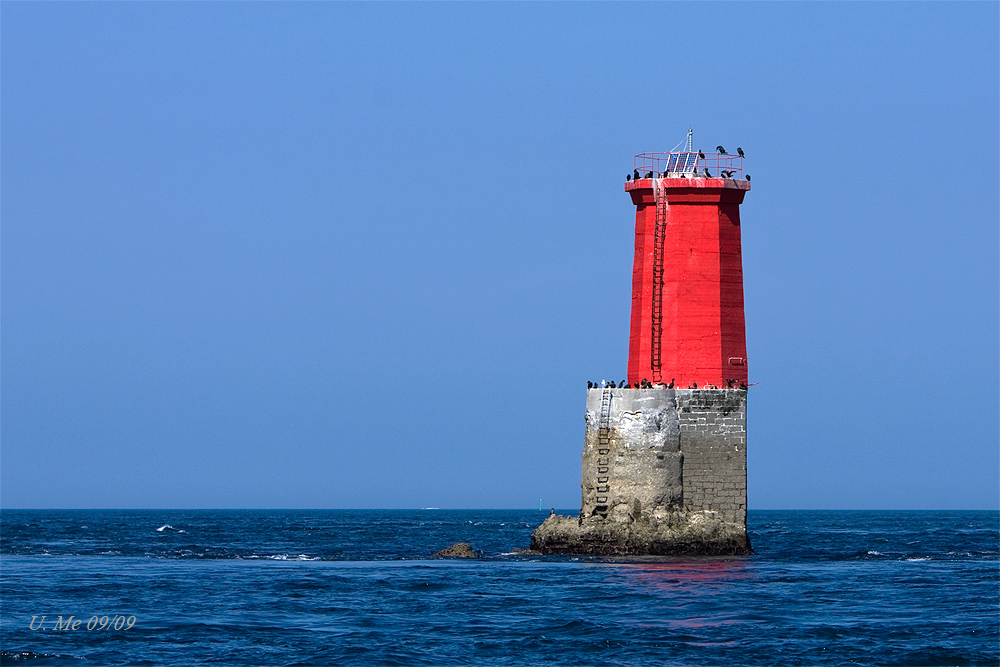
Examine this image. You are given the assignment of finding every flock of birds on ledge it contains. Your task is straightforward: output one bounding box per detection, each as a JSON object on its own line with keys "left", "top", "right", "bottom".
{"left": 588, "top": 379, "right": 749, "bottom": 390}
{"left": 627, "top": 146, "right": 750, "bottom": 182}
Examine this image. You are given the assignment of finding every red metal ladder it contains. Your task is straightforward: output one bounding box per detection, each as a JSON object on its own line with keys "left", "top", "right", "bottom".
{"left": 650, "top": 183, "right": 668, "bottom": 381}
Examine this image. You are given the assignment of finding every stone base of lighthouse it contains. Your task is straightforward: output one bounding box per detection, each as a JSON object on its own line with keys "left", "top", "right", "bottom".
{"left": 531, "top": 388, "right": 752, "bottom": 556}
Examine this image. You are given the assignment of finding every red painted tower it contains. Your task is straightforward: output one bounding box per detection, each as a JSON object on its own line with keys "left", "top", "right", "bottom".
{"left": 625, "top": 147, "right": 750, "bottom": 389}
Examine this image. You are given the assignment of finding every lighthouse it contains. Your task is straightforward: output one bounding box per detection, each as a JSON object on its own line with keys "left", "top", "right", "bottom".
{"left": 531, "top": 137, "right": 753, "bottom": 556}
{"left": 626, "top": 147, "right": 750, "bottom": 389}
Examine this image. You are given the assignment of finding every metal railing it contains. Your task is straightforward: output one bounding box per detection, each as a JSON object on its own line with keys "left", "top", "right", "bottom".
{"left": 633, "top": 151, "right": 744, "bottom": 180}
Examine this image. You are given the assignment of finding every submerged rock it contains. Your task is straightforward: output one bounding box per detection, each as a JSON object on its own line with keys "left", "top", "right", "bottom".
{"left": 431, "top": 542, "right": 481, "bottom": 558}
{"left": 530, "top": 510, "right": 752, "bottom": 556}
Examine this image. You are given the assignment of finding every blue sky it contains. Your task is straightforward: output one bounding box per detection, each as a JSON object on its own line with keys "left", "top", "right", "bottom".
{"left": 2, "top": 2, "right": 997, "bottom": 509}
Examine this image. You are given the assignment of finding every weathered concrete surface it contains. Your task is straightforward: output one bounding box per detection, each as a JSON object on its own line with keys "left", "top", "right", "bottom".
{"left": 531, "top": 387, "right": 751, "bottom": 555}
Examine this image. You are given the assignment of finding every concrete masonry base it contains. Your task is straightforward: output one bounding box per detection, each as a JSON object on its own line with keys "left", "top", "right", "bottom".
{"left": 530, "top": 388, "right": 752, "bottom": 556}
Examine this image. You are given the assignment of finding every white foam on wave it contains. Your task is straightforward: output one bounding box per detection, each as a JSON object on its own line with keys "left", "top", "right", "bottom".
{"left": 866, "top": 550, "right": 883, "bottom": 555}
{"left": 157, "top": 524, "right": 186, "bottom": 533}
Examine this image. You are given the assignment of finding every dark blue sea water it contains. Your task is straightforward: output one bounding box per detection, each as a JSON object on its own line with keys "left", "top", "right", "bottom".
{"left": 1, "top": 510, "right": 997, "bottom": 666}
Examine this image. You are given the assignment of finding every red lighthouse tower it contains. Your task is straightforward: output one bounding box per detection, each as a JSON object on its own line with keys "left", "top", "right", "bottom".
{"left": 625, "top": 143, "right": 750, "bottom": 389}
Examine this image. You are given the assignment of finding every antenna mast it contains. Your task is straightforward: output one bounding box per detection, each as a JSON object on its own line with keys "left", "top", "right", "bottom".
{"left": 687, "top": 128, "right": 693, "bottom": 152}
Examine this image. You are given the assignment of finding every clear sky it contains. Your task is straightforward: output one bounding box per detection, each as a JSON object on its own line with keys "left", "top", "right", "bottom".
{"left": 2, "top": 2, "right": 997, "bottom": 510}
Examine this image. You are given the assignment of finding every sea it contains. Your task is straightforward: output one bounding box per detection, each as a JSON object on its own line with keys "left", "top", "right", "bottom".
{"left": 0, "top": 510, "right": 997, "bottom": 666}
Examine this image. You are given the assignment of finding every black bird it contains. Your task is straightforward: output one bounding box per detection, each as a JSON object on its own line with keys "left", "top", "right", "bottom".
{"left": 626, "top": 174, "right": 631, "bottom": 181}
{"left": 587, "top": 381, "right": 593, "bottom": 388}
{"left": 704, "top": 168, "right": 712, "bottom": 177}
{"left": 721, "top": 170, "right": 731, "bottom": 178}
{"left": 620, "top": 380, "right": 626, "bottom": 388}
{"left": 610, "top": 381, "right": 617, "bottom": 388}
{"left": 745, "top": 174, "right": 751, "bottom": 182}
{"left": 644, "top": 171, "right": 653, "bottom": 178}
{"left": 737, "top": 147, "right": 745, "bottom": 158}
{"left": 667, "top": 379, "right": 675, "bottom": 388}
{"left": 634, "top": 169, "right": 640, "bottom": 180}
{"left": 691, "top": 382, "right": 698, "bottom": 389}
{"left": 739, "top": 382, "right": 748, "bottom": 390}
{"left": 698, "top": 150, "right": 706, "bottom": 160}
{"left": 663, "top": 169, "right": 670, "bottom": 177}
{"left": 716, "top": 146, "right": 727, "bottom": 154}
{"left": 726, "top": 379, "right": 735, "bottom": 388}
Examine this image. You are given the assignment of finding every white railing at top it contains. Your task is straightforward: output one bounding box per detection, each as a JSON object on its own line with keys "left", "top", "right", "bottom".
{"left": 633, "top": 151, "right": 745, "bottom": 180}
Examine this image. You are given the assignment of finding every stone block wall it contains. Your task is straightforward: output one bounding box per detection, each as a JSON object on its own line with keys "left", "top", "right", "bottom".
{"left": 582, "top": 388, "right": 747, "bottom": 526}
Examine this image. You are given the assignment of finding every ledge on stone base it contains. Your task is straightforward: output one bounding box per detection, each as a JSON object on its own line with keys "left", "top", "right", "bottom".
{"left": 530, "top": 510, "right": 752, "bottom": 557}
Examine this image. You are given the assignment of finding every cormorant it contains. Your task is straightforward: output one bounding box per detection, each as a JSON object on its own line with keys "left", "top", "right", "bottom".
{"left": 587, "top": 381, "right": 593, "bottom": 389}
{"left": 737, "top": 147, "right": 745, "bottom": 158}
{"left": 634, "top": 169, "right": 640, "bottom": 180}
{"left": 704, "top": 168, "right": 712, "bottom": 177}
{"left": 739, "top": 382, "right": 748, "bottom": 390}
{"left": 745, "top": 174, "right": 751, "bottom": 181}
{"left": 667, "top": 379, "right": 675, "bottom": 388}
{"left": 691, "top": 382, "right": 698, "bottom": 389}
{"left": 698, "top": 150, "right": 706, "bottom": 160}
{"left": 626, "top": 174, "right": 631, "bottom": 181}
{"left": 716, "top": 146, "right": 727, "bottom": 154}
{"left": 644, "top": 171, "right": 653, "bottom": 178}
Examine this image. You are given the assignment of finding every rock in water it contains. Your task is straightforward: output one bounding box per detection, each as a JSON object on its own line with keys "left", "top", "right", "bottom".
{"left": 530, "top": 511, "right": 752, "bottom": 556}
{"left": 431, "top": 542, "right": 480, "bottom": 558}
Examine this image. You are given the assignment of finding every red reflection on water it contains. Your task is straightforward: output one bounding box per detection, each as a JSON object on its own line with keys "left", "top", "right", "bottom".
{"left": 618, "top": 559, "right": 752, "bottom": 593}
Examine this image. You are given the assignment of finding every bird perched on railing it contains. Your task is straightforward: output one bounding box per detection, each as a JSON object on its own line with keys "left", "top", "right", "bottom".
{"left": 626, "top": 174, "right": 631, "bottom": 181}
{"left": 716, "top": 146, "right": 727, "bottom": 154}
{"left": 745, "top": 174, "right": 751, "bottom": 181}
{"left": 633, "top": 169, "right": 640, "bottom": 180}
{"left": 704, "top": 168, "right": 712, "bottom": 177}
{"left": 698, "top": 150, "right": 706, "bottom": 160}
{"left": 644, "top": 171, "right": 653, "bottom": 178}
{"left": 737, "top": 147, "right": 745, "bottom": 158}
